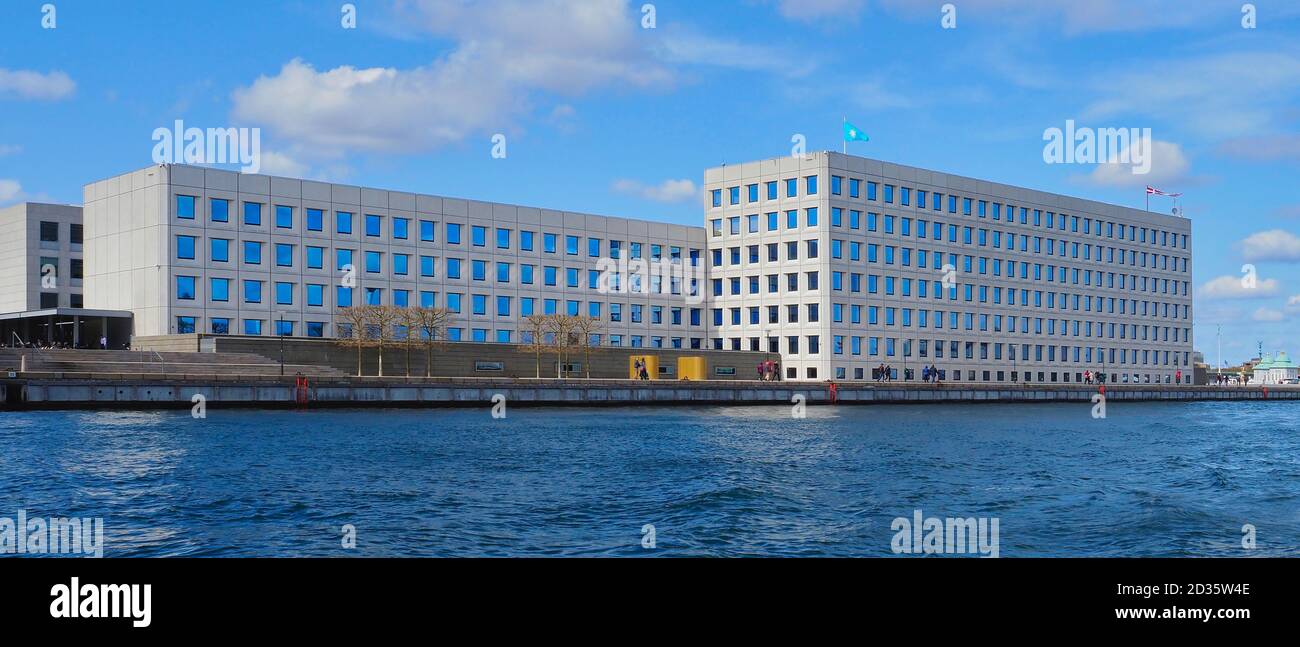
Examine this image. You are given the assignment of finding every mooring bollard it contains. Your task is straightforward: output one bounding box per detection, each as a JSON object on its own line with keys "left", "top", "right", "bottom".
{"left": 20, "top": 355, "right": 26, "bottom": 373}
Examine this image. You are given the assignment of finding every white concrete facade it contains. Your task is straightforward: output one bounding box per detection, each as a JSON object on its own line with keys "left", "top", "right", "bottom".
{"left": 0, "top": 202, "right": 84, "bottom": 314}
{"left": 704, "top": 152, "right": 1194, "bottom": 385}
{"left": 84, "top": 164, "right": 710, "bottom": 347}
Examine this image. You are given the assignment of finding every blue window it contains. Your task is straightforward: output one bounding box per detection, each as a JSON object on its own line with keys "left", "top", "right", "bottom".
{"left": 176, "top": 276, "right": 196, "bottom": 300}
{"left": 497, "top": 228, "right": 511, "bottom": 249}
{"left": 544, "top": 233, "right": 557, "bottom": 253}
{"left": 337, "top": 286, "right": 353, "bottom": 307}
{"left": 243, "top": 202, "right": 262, "bottom": 225}
{"left": 276, "top": 205, "right": 293, "bottom": 229}
{"left": 337, "top": 211, "right": 353, "bottom": 234}
{"left": 497, "top": 296, "right": 511, "bottom": 317}
{"left": 393, "top": 218, "right": 409, "bottom": 240}
{"left": 176, "top": 195, "right": 196, "bottom": 219}
{"left": 306, "top": 246, "right": 324, "bottom": 269}
{"left": 805, "top": 175, "right": 818, "bottom": 195}
{"left": 275, "top": 320, "right": 293, "bottom": 336}
{"left": 446, "top": 223, "right": 462, "bottom": 244}
{"left": 244, "top": 280, "right": 262, "bottom": 304}
{"left": 244, "top": 241, "right": 262, "bottom": 265}
{"left": 420, "top": 220, "right": 435, "bottom": 242}
{"left": 472, "top": 294, "right": 487, "bottom": 315}
{"left": 176, "top": 316, "right": 196, "bottom": 334}
{"left": 447, "top": 258, "right": 461, "bottom": 279}
{"left": 566, "top": 235, "right": 579, "bottom": 255}
{"left": 785, "top": 178, "right": 797, "bottom": 198}
{"left": 336, "top": 249, "right": 353, "bottom": 271}
{"left": 711, "top": 189, "right": 722, "bottom": 207}
{"left": 365, "top": 214, "right": 382, "bottom": 237}
{"left": 211, "top": 318, "right": 230, "bottom": 335}
{"left": 394, "top": 254, "right": 409, "bottom": 276}
{"left": 365, "top": 251, "right": 382, "bottom": 273}
{"left": 211, "top": 238, "right": 230, "bottom": 263}
{"left": 421, "top": 256, "right": 435, "bottom": 277}
{"left": 306, "top": 208, "right": 324, "bottom": 231}
{"left": 472, "top": 226, "right": 487, "bottom": 247}
{"left": 447, "top": 293, "right": 462, "bottom": 313}
{"left": 393, "top": 290, "right": 409, "bottom": 308}
{"left": 211, "top": 198, "right": 229, "bottom": 222}
{"left": 276, "top": 282, "right": 295, "bottom": 305}
{"left": 210, "top": 278, "right": 230, "bottom": 302}
{"left": 472, "top": 260, "right": 486, "bottom": 281}
{"left": 244, "top": 319, "right": 263, "bottom": 335}
{"left": 176, "top": 235, "right": 196, "bottom": 260}
{"left": 497, "top": 262, "right": 510, "bottom": 282}
{"left": 365, "top": 288, "right": 382, "bottom": 306}
{"left": 306, "top": 322, "right": 324, "bottom": 337}
{"left": 588, "top": 238, "right": 601, "bottom": 257}
{"left": 520, "top": 231, "right": 534, "bottom": 251}
{"left": 276, "top": 243, "right": 294, "bottom": 267}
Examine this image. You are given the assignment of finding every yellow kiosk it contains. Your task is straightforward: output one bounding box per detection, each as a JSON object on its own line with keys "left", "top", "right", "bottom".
{"left": 629, "top": 355, "right": 659, "bottom": 380}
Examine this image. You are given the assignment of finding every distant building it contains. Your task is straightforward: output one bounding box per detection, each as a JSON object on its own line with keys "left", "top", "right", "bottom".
{"left": 1250, "top": 352, "right": 1299, "bottom": 385}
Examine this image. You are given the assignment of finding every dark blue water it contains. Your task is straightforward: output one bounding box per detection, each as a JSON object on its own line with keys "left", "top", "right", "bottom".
{"left": 2, "top": 402, "right": 1298, "bottom": 557}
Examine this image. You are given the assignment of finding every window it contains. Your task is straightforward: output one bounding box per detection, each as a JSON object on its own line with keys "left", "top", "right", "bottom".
{"left": 365, "top": 251, "right": 382, "bottom": 273}
{"left": 244, "top": 319, "right": 263, "bottom": 335}
{"left": 274, "top": 281, "right": 295, "bottom": 304}
{"left": 211, "top": 198, "right": 229, "bottom": 223}
{"left": 276, "top": 205, "right": 293, "bottom": 229}
{"left": 244, "top": 241, "right": 263, "bottom": 265}
{"left": 306, "top": 208, "right": 324, "bottom": 231}
{"left": 337, "top": 211, "right": 353, "bottom": 234}
{"left": 211, "top": 238, "right": 230, "bottom": 263}
{"left": 243, "top": 202, "right": 262, "bottom": 226}
{"left": 211, "top": 318, "right": 230, "bottom": 335}
{"left": 306, "top": 246, "right": 324, "bottom": 269}
{"left": 276, "top": 243, "right": 294, "bottom": 267}
{"left": 365, "top": 214, "right": 382, "bottom": 237}
{"left": 211, "top": 278, "right": 230, "bottom": 302}
{"left": 306, "top": 284, "right": 324, "bottom": 307}
{"left": 176, "top": 235, "right": 196, "bottom": 260}
{"left": 244, "top": 280, "right": 263, "bottom": 304}
{"left": 176, "top": 195, "right": 196, "bottom": 219}
{"left": 176, "top": 276, "right": 196, "bottom": 300}
{"left": 176, "top": 316, "right": 196, "bottom": 334}
{"left": 393, "top": 218, "right": 409, "bottom": 240}
{"left": 472, "top": 225, "right": 487, "bottom": 247}
{"left": 446, "top": 223, "right": 462, "bottom": 244}
{"left": 420, "top": 220, "right": 436, "bottom": 242}
{"left": 39, "top": 221, "right": 59, "bottom": 242}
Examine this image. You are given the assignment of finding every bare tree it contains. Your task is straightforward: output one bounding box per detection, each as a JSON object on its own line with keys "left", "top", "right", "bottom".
{"left": 410, "top": 306, "right": 452, "bottom": 378}
{"left": 545, "top": 315, "right": 579, "bottom": 379}
{"left": 520, "top": 314, "right": 550, "bottom": 379}
{"left": 570, "top": 315, "right": 606, "bottom": 379}
{"left": 396, "top": 306, "right": 422, "bottom": 378}
{"left": 336, "top": 306, "right": 371, "bottom": 376}
{"left": 364, "top": 305, "right": 402, "bottom": 378}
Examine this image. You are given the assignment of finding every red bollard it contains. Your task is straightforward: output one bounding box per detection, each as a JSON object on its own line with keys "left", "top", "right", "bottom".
{"left": 828, "top": 382, "right": 838, "bottom": 404}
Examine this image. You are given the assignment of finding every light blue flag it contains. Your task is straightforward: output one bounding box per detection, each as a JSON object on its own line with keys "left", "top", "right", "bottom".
{"left": 843, "top": 120, "right": 870, "bottom": 143}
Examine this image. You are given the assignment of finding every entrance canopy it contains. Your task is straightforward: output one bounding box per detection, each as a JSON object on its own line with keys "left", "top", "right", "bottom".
{"left": 0, "top": 308, "right": 133, "bottom": 349}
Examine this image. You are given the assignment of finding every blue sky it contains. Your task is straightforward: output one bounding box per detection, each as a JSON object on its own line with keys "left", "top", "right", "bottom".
{"left": 2, "top": 0, "right": 1299, "bottom": 364}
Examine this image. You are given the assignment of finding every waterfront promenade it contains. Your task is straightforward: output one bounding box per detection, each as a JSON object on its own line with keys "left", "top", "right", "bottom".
{"left": 3, "top": 376, "right": 1296, "bottom": 410}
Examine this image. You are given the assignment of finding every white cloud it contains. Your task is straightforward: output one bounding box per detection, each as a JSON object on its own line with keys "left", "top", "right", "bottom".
{"left": 0, "top": 68, "right": 75, "bottom": 100}
{"left": 1238, "top": 229, "right": 1300, "bottom": 263}
{"left": 1253, "top": 307, "right": 1285, "bottom": 322}
{"left": 612, "top": 178, "right": 699, "bottom": 203}
{"left": 653, "top": 29, "right": 806, "bottom": 76}
{"left": 0, "top": 144, "right": 20, "bottom": 156}
{"left": 1198, "top": 275, "right": 1281, "bottom": 300}
{"left": 1082, "top": 52, "right": 1300, "bottom": 138}
{"left": 233, "top": 0, "right": 672, "bottom": 156}
{"left": 1086, "top": 139, "right": 1189, "bottom": 188}
{"left": 1287, "top": 295, "right": 1300, "bottom": 312}
{"left": 0, "top": 179, "right": 20, "bottom": 203}
{"left": 873, "top": 0, "right": 1297, "bottom": 35}
{"left": 258, "top": 150, "right": 310, "bottom": 178}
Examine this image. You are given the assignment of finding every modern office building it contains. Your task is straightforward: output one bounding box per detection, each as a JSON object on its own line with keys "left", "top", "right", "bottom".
{"left": 83, "top": 164, "right": 710, "bottom": 347}
{"left": 703, "top": 152, "right": 1193, "bottom": 384}
{"left": 77, "top": 153, "right": 1193, "bottom": 384}
{"left": 0, "top": 202, "right": 131, "bottom": 347}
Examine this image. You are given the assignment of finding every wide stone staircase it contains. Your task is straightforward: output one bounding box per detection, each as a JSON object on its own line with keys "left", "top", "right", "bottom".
{"left": 0, "top": 348, "right": 349, "bottom": 379}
